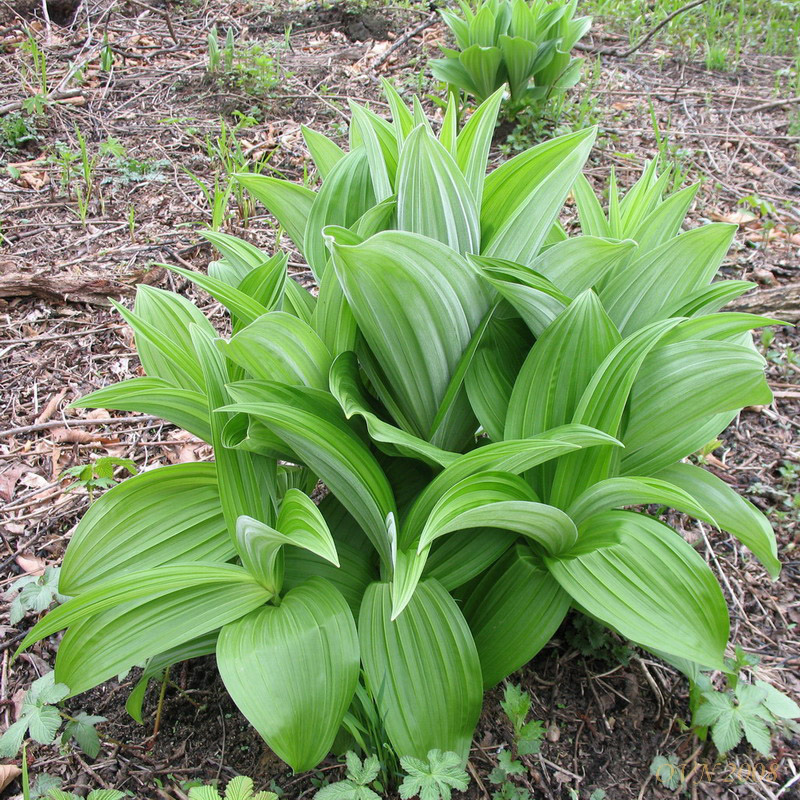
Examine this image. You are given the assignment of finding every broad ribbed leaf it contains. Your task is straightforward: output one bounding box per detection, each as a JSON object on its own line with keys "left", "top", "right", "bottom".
{"left": 654, "top": 462, "right": 780, "bottom": 579}
{"left": 430, "top": 56, "right": 480, "bottom": 98}
{"left": 455, "top": 88, "right": 504, "bottom": 202}
{"left": 19, "top": 563, "right": 263, "bottom": 654}
{"left": 572, "top": 173, "right": 610, "bottom": 237}
{"left": 235, "top": 173, "right": 315, "bottom": 256}
{"left": 463, "top": 544, "right": 570, "bottom": 687}
{"left": 498, "top": 34, "right": 538, "bottom": 98}
{"left": 548, "top": 318, "right": 681, "bottom": 507}
{"left": 163, "top": 264, "right": 269, "bottom": 327}
{"left": 665, "top": 280, "right": 755, "bottom": 318}
{"left": 396, "top": 126, "right": 480, "bottom": 254}
{"left": 303, "top": 149, "right": 376, "bottom": 279}
{"left": 418, "top": 471, "right": 577, "bottom": 555}
{"left": 359, "top": 579, "right": 482, "bottom": 761}
{"left": 60, "top": 463, "right": 231, "bottom": 595}
{"left": 381, "top": 79, "right": 415, "bottom": 143}
{"left": 469, "top": 254, "right": 568, "bottom": 336}
{"left": 72, "top": 378, "right": 210, "bottom": 442}
{"left": 330, "top": 352, "right": 458, "bottom": 468}
{"left": 312, "top": 261, "right": 358, "bottom": 357}
{"left": 302, "top": 125, "right": 345, "bottom": 179}
{"left": 349, "top": 101, "right": 398, "bottom": 201}
{"left": 114, "top": 298, "right": 205, "bottom": 392}
{"left": 621, "top": 340, "right": 772, "bottom": 475}
{"left": 223, "top": 388, "right": 397, "bottom": 566}
{"left": 192, "top": 328, "right": 275, "bottom": 537}
{"left": 660, "top": 313, "right": 783, "bottom": 345}
{"left": 480, "top": 127, "right": 595, "bottom": 263}
{"left": 326, "top": 227, "right": 490, "bottom": 446}
{"left": 424, "top": 528, "right": 515, "bottom": 589}
{"left": 235, "top": 505, "right": 338, "bottom": 593}
{"left": 546, "top": 511, "right": 729, "bottom": 667}
{"left": 464, "top": 316, "right": 532, "bottom": 440}
{"left": 221, "top": 312, "right": 332, "bottom": 390}
{"left": 600, "top": 224, "right": 736, "bottom": 335}
{"left": 567, "top": 476, "right": 715, "bottom": 526}
{"left": 528, "top": 236, "right": 637, "bottom": 297}
{"left": 459, "top": 44, "right": 503, "bottom": 101}
{"left": 217, "top": 578, "right": 359, "bottom": 772}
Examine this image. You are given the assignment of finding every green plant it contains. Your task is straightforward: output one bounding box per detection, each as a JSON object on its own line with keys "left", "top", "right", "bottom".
{"left": 21, "top": 29, "right": 49, "bottom": 113}
{"left": 61, "top": 456, "right": 137, "bottom": 502}
{"left": 688, "top": 646, "right": 800, "bottom": 756}
{"left": 649, "top": 754, "right": 683, "bottom": 790}
{"left": 204, "top": 28, "right": 283, "bottom": 96}
{"left": 499, "top": 684, "right": 544, "bottom": 755}
{"left": 0, "top": 672, "right": 104, "bottom": 759}
{"left": 316, "top": 753, "right": 382, "bottom": 800}
{"left": 17, "top": 83, "right": 783, "bottom": 777}
{"left": 1, "top": 112, "right": 38, "bottom": 152}
{"left": 48, "top": 790, "right": 123, "bottom": 800}
{"left": 9, "top": 566, "right": 67, "bottom": 624}
{"left": 565, "top": 614, "right": 632, "bottom": 665}
{"left": 188, "top": 775, "right": 276, "bottom": 800}
{"left": 431, "top": 0, "right": 590, "bottom": 106}
{"left": 704, "top": 39, "right": 729, "bottom": 71}
{"left": 398, "top": 750, "right": 469, "bottom": 800}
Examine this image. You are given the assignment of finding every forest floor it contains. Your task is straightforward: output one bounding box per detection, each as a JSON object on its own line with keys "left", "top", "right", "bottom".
{"left": 0, "top": 0, "right": 799, "bottom": 798}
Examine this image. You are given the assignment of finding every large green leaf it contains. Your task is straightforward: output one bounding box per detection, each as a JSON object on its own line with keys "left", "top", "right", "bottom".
{"left": 330, "top": 352, "right": 458, "bottom": 468}
{"left": 349, "top": 101, "right": 398, "bottom": 201}
{"left": 396, "top": 125, "right": 480, "bottom": 254}
{"left": 424, "top": 528, "right": 515, "bottom": 590}
{"left": 498, "top": 34, "right": 538, "bottom": 98}
{"left": 480, "top": 127, "right": 595, "bottom": 264}
{"left": 217, "top": 578, "right": 359, "bottom": 772}
{"left": 303, "top": 149, "right": 377, "bottom": 279}
{"left": 545, "top": 511, "right": 729, "bottom": 667}
{"left": 220, "top": 311, "right": 332, "bottom": 390}
{"left": 653, "top": 462, "right": 780, "bottom": 579}
{"left": 302, "top": 124, "right": 345, "bottom": 179}
{"left": 192, "top": 328, "right": 275, "bottom": 537}
{"left": 455, "top": 87, "right": 504, "bottom": 203}
{"left": 566, "top": 475, "right": 715, "bottom": 527}
{"left": 459, "top": 44, "right": 503, "bottom": 101}
{"left": 599, "top": 224, "right": 736, "bottom": 335}
{"left": 19, "top": 563, "right": 264, "bottom": 655}
{"left": 418, "top": 471, "right": 578, "bottom": 555}
{"left": 72, "top": 378, "right": 211, "bottom": 442}
{"left": 359, "top": 579, "right": 482, "bottom": 761}
{"left": 53, "top": 571, "right": 268, "bottom": 697}
{"left": 60, "top": 463, "right": 231, "bottom": 595}
{"left": 223, "top": 387, "right": 397, "bottom": 566}
{"left": 621, "top": 340, "right": 772, "bottom": 475}
{"left": 326, "top": 227, "right": 490, "bottom": 447}
{"left": 463, "top": 544, "right": 570, "bottom": 687}
{"left": 234, "top": 173, "right": 315, "bottom": 257}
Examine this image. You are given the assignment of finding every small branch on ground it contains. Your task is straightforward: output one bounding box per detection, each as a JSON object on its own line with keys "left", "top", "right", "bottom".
{"left": 373, "top": 13, "right": 438, "bottom": 69}
{"left": 727, "top": 282, "right": 800, "bottom": 322}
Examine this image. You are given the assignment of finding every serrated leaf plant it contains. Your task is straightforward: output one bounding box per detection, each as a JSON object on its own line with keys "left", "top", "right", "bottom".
{"left": 15, "top": 83, "right": 784, "bottom": 776}
{"left": 430, "top": 0, "right": 591, "bottom": 106}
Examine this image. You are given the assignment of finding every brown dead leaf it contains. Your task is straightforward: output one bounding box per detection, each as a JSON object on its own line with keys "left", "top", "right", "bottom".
{"left": 20, "top": 471, "right": 49, "bottom": 490}
{"left": 16, "top": 553, "right": 47, "bottom": 576}
{"left": 35, "top": 388, "right": 68, "bottom": 425}
{"left": 0, "top": 763, "right": 22, "bottom": 792}
{"left": 0, "top": 464, "right": 26, "bottom": 501}
{"left": 49, "top": 427, "right": 99, "bottom": 444}
{"left": 612, "top": 101, "right": 636, "bottom": 111}
{"left": 710, "top": 210, "right": 758, "bottom": 225}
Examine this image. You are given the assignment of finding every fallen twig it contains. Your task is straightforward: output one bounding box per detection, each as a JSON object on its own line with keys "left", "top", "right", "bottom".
{"left": 1, "top": 415, "right": 160, "bottom": 439}
{"left": 0, "top": 89, "right": 84, "bottom": 115}
{"left": 373, "top": 12, "right": 438, "bottom": 69}
{"left": 747, "top": 94, "right": 800, "bottom": 114}
{"left": 580, "top": 0, "right": 708, "bottom": 58}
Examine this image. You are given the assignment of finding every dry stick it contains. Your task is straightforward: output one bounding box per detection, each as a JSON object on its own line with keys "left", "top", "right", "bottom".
{"left": 584, "top": 0, "right": 709, "bottom": 58}
{"left": 748, "top": 94, "right": 800, "bottom": 114}
{"left": 0, "top": 88, "right": 84, "bottom": 116}
{"left": 373, "top": 12, "right": 438, "bottom": 69}
{"left": 0, "top": 415, "right": 159, "bottom": 439}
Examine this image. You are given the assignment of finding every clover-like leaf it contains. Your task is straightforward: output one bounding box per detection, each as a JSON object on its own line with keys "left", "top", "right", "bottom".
{"left": 399, "top": 749, "right": 470, "bottom": 800}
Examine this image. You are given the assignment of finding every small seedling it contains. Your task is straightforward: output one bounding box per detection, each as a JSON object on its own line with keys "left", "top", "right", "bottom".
{"left": 61, "top": 456, "right": 137, "bottom": 502}
{"left": 500, "top": 684, "right": 545, "bottom": 756}
{"left": 398, "top": 750, "right": 470, "bottom": 800}
{"left": 8, "top": 565, "right": 67, "bottom": 624}
{"left": 48, "top": 790, "right": 124, "bottom": 800}
{"left": 649, "top": 754, "right": 683, "bottom": 790}
{"left": 0, "top": 673, "right": 104, "bottom": 759}
{"left": 187, "top": 775, "right": 277, "bottom": 800}
{"left": 316, "top": 752, "right": 382, "bottom": 800}
{"left": 0, "top": 112, "right": 38, "bottom": 152}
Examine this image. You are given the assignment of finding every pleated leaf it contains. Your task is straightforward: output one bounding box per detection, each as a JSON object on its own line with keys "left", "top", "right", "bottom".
{"left": 302, "top": 124, "right": 345, "bottom": 179}
{"left": 396, "top": 125, "right": 480, "bottom": 254}
{"left": 455, "top": 87, "right": 504, "bottom": 202}
{"left": 60, "top": 463, "right": 231, "bottom": 595}
{"left": 326, "top": 227, "right": 490, "bottom": 444}
{"left": 217, "top": 578, "right": 359, "bottom": 772}
{"left": 73, "top": 377, "right": 211, "bottom": 443}
{"left": 359, "top": 579, "right": 482, "bottom": 761}
{"left": 480, "top": 127, "right": 595, "bottom": 264}
{"left": 220, "top": 311, "right": 332, "bottom": 390}
{"left": 653, "top": 462, "right": 780, "bottom": 579}
{"left": 545, "top": 511, "right": 729, "bottom": 668}
{"left": 463, "top": 544, "right": 571, "bottom": 687}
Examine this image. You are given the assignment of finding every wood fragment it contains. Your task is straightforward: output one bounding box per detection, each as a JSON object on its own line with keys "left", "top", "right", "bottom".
{"left": 0, "top": 272, "right": 135, "bottom": 305}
